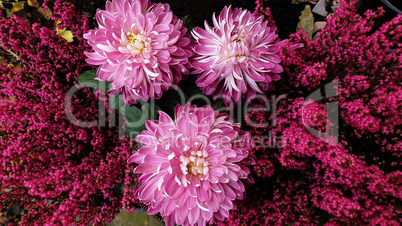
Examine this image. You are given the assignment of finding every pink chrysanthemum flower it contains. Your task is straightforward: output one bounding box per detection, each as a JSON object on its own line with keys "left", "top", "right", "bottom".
{"left": 191, "top": 6, "right": 285, "bottom": 106}
{"left": 128, "top": 103, "right": 254, "bottom": 226}
{"left": 83, "top": 0, "right": 192, "bottom": 105}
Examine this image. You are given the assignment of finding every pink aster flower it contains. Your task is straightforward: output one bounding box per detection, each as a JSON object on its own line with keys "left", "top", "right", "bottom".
{"left": 83, "top": 0, "right": 192, "bottom": 105}
{"left": 128, "top": 103, "right": 254, "bottom": 226}
{"left": 191, "top": 6, "right": 285, "bottom": 106}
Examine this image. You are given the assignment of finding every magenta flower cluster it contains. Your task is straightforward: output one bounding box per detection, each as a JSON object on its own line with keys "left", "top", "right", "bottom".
{"left": 0, "top": 1, "right": 139, "bottom": 224}
{"left": 1, "top": 0, "right": 401, "bottom": 225}
{"left": 218, "top": 1, "right": 401, "bottom": 225}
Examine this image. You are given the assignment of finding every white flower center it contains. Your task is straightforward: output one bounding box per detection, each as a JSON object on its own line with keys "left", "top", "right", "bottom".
{"left": 126, "top": 33, "right": 147, "bottom": 55}
{"left": 180, "top": 148, "right": 209, "bottom": 178}
{"left": 220, "top": 33, "right": 247, "bottom": 62}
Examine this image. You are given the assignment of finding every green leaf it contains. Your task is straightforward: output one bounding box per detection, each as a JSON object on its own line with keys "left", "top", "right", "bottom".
{"left": 141, "top": 102, "right": 161, "bottom": 120}
{"left": 155, "top": 89, "right": 181, "bottom": 118}
{"left": 181, "top": 15, "right": 195, "bottom": 35}
{"left": 109, "top": 94, "right": 124, "bottom": 109}
{"left": 77, "top": 70, "right": 112, "bottom": 96}
{"left": 118, "top": 102, "right": 160, "bottom": 138}
{"left": 115, "top": 182, "right": 125, "bottom": 194}
{"left": 6, "top": 10, "right": 13, "bottom": 18}
{"left": 106, "top": 82, "right": 113, "bottom": 91}
{"left": 119, "top": 104, "right": 143, "bottom": 124}
{"left": 96, "top": 80, "right": 109, "bottom": 92}
{"left": 77, "top": 70, "right": 98, "bottom": 88}
{"left": 119, "top": 104, "right": 147, "bottom": 138}
{"left": 124, "top": 122, "right": 146, "bottom": 139}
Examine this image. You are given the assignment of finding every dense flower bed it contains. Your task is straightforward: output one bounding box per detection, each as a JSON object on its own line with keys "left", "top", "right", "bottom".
{"left": 219, "top": 1, "right": 401, "bottom": 225}
{"left": 0, "top": 0, "right": 400, "bottom": 225}
{"left": 0, "top": 1, "right": 136, "bottom": 224}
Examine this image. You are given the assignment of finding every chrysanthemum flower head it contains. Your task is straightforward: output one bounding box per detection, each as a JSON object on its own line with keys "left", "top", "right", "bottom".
{"left": 128, "top": 103, "right": 254, "bottom": 226}
{"left": 83, "top": 0, "right": 192, "bottom": 105}
{"left": 191, "top": 6, "right": 285, "bottom": 106}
